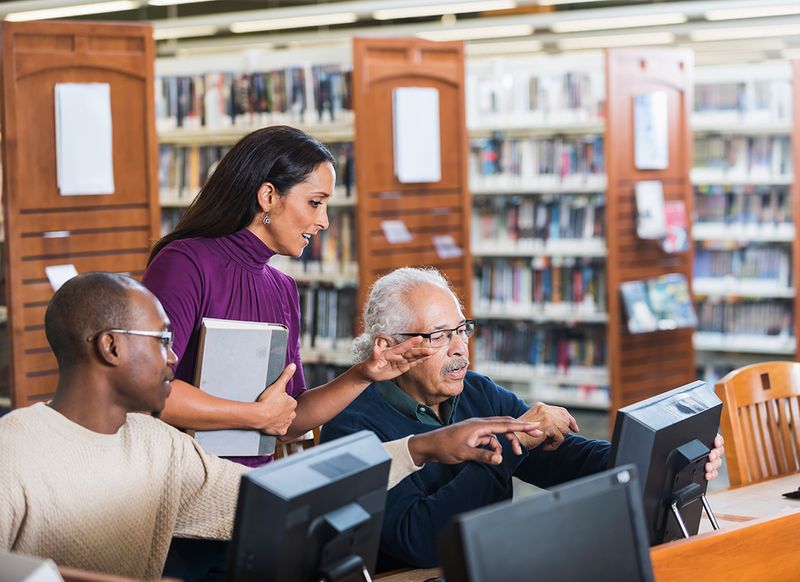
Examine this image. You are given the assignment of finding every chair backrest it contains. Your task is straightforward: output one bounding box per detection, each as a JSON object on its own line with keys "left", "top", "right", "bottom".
{"left": 715, "top": 361, "right": 800, "bottom": 486}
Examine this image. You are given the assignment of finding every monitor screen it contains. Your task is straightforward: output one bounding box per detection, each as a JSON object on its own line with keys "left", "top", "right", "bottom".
{"left": 609, "top": 380, "right": 722, "bottom": 545}
{"left": 227, "top": 430, "right": 391, "bottom": 582}
{"left": 438, "top": 465, "right": 654, "bottom": 582}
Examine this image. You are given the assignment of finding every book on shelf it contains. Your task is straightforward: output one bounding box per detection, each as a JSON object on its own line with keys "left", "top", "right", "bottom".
{"left": 694, "top": 184, "right": 791, "bottom": 226}
{"left": 693, "top": 76, "right": 792, "bottom": 124}
{"left": 473, "top": 256, "right": 606, "bottom": 314}
{"left": 696, "top": 300, "right": 793, "bottom": 338}
{"left": 467, "top": 62, "right": 605, "bottom": 128}
{"left": 694, "top": 245, "right": 790, "bottom": 287}
{"left": 193, "top": 318, "right": 289, "bottom": 457}
{"left": 472, "top": 193, "right": 605, "bottom": 246}
{"left": 620, "top": 273, "right": 697, "bottom": 334}
{"left": 155, "top": 63, "right": 352, "bottom": 132}
{"left": 298, "top": 284, "right": 357, "bottom": 352}
{"left": 692, "top": 135, "right": 792, "bottom": 182}
{"left": 469, "top": 134, "right": 605, "bottom": 191}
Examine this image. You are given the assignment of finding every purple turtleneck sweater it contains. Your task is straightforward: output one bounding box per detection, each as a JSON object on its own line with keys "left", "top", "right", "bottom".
{"left": 143, "top": 229, "right": 306, "bottom": 465}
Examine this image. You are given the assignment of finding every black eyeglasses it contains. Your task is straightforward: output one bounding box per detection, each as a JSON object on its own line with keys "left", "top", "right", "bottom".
{"left": 87, "top": 329, "right": 174, "bottom": 350}
{"left": 394, "top": 320, "right": 475, "bottom": 348}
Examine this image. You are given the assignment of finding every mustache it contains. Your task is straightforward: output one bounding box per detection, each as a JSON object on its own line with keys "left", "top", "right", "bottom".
{"left": 442, "top": 357, "right": 469, "bottom": 374}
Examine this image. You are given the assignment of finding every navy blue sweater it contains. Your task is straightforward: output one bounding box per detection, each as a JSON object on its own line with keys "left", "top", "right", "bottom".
{"left": 320, "top": 372, "right": 611, "bottom": 570}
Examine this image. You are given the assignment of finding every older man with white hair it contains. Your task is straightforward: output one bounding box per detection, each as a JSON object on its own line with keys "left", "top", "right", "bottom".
{"left": 321, "top": 267, "right": 725, "bottom": 572}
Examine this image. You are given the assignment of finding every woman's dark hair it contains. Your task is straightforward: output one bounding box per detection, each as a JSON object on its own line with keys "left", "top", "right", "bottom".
{"left": 149, "top": 125, "right": 335, "bottom": 264}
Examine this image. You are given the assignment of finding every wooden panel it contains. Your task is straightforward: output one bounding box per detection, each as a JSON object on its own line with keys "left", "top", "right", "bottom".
{"left": 651, "top": 513, "right": 800, "bottom": 582}
{"left": 605, "top": 48, "right": 695, "bottom": 423}
{"left": 354, "top": 38, "right": 471, "bottom": 329}
{"left": 1, "top": 20, "right": 161, "bottom": 407}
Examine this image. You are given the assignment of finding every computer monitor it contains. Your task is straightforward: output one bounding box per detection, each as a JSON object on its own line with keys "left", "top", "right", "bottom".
{"left": 438, "top": 465, "right": 654, "bottom": 582}
{"left": 609, "top": 380, "right": 722, "bottom": 546}
{"left": 226, "top": 430, "right": 391, "bottom": 582}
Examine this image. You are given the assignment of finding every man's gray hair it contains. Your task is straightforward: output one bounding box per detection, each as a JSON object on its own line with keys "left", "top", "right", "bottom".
{"left": 352, "top": 267, "right": 458, "bottom": 363}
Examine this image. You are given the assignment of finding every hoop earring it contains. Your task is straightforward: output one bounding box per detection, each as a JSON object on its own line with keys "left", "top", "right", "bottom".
{"left": 263, "top": 213, "right": 271, "bottom": 225}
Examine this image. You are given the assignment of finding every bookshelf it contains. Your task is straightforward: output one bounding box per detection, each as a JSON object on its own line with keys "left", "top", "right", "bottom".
{"left": 466, "top": 52, "right": 611, "bottom": 409}
{"left": 691, "top": 63, "right": 797, "bottom": 384}
{"left": 155, "top": 46, "right": 360, "bottom": 377}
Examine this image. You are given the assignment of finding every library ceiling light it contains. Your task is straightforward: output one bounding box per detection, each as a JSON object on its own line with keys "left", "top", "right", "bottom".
{"left": 690, "top": 23, "right": 800, "bottom": 42}
{"left": 5, "top": 0, "right": 137, "bottom": 21}
{"left": 551, "top": 12, "right": 686, "bottom": 33}
{"left": 149, "top": 0, "right": 216, "bottom": 5}
{"left": 374, "top": 1, "right": 517, "bottom": 20}
{"left": 154, "top": 25, "right": 218, "bottom": 40}
{"left": 557, "top": 31, "right": 674, "bottom": 51}
{"left": 417, "top": 23, "right": 533, "bottom": 41}
{"left": 230, "top": 12, "right": 359, "bottom": 34}
{"left": 538, "top": 0, "right": 612, "bottom": 5}
{"left": 466, "top": 39, "right": 542, "bottom": 55}
{"left": 705, "top": 4, "right": 800, "bottom": 21}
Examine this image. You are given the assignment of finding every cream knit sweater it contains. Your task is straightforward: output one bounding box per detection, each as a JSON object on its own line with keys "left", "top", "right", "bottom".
{"left": 0, "top": 404, "right": 422, "bottom": 580}
{"left": 0, "top": 403, "right": 246, "bottom": 580}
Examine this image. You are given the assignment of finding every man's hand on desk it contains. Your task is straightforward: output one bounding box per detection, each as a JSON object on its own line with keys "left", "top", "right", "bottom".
{"left": 515, "top": 402, "right": 579, "bottom": 451}
{"left": 706, "top": 433, "right": 725, "bottom": 481}
{"left": 408, "top": 417, "right": 542, "bottom": 466}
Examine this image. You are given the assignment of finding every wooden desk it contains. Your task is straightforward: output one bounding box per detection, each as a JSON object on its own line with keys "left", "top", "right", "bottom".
{"left": 377, "top": 475, "right": 800, "bottom": 582}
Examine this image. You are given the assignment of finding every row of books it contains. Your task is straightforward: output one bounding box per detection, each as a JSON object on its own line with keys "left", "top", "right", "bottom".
{"left": 694, "top": 247, "right": 791, "bottom": 285}
{"left": 155, "top": 64, "right": 353, "bottom": 131}
{"left": 694, "top": 79, "right": 792, "bottom": 122}
{"left": 298, "top": 284, "right": 357, "bottom": 351}
{"left": 474, "top": 321, "right": 606, "bottom": 371}
{"left": 469, "top": 135, "right": 605, "bottom": 189}
{"left": 158, "top": 141, "right": 355, "bottom": 203}
{"left": 696, "top": 300, "right": 792, "bottom": 337}
{"left": 273, "top": 212, "right": 357, "bottom": 279}
{"left": 694, "top": 185, "right": 792, "bottom": 225}
{"left": 467, "top": 67, "right": 605, "bottom": 127}
{"left": 693, "top": 136, "right": 791, "bottom": 179}
{"left": 473, "top": 257, "right": 606, "bottom": 312}
{"left": 472, "top": 194, "right": 605, "bottom": 243}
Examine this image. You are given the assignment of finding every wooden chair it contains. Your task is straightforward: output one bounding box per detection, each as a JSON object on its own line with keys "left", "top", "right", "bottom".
{"left": 272, "top": 426, "right": 320, "bottom": 460}
{"left": 715, "top": 361, "right": 800, "bottom": 486}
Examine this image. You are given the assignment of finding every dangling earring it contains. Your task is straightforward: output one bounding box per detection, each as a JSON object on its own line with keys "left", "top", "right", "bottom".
{"left": 263, "top": 212, "right": 271, "bottom": 225}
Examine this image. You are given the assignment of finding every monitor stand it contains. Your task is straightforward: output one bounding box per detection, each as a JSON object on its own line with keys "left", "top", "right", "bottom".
{"left": 668, "top": 439, "right": 720, "bottom": 539}
{"left": 319, "top": 555, "right": 373, "bottom": 582}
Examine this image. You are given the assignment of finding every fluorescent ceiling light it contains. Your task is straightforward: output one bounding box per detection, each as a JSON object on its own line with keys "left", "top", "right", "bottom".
{"left": 418, "top": 23, "right": 533, "bottom": 41}
{"left": 558, "top": 31, "right": 675, "bottom": 51}
{"left": 690, "top": 24, "right": 800, "bottom": 42}
{"left": 149, "top": 0, "right": 216, "bottom": 6}
{"left": 5, "top": 0, "right": 138, "bottom": 21}
{"left": 552, "top": 12, "right": 686, "bottom": 33}
{"left": 705, "top": 5, "right": 800, "bottom": 21}
{"left": 467, "top": 39, "right": 542, "bottom": 55}
{"left": 539, "top": 0, "right": 612, "bottom": 5}
{"left": 230, "top": 12, "right": 358, "bottom": 34}
{"left": 374, "top": 1, "right": 516, "bottom": 20}
{"left": 154, "top": 25, "right": 218, "bottom": 40}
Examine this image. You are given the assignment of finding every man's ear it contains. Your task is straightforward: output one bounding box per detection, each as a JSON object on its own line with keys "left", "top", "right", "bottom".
{"left": 374, "top": 335, "right": 392, "bottom": 351}
{"left": 256, "top": 182, "right": 277, "bottom": 213}
{"left": 93, "top": 332, "right": 123, "bottom": 367}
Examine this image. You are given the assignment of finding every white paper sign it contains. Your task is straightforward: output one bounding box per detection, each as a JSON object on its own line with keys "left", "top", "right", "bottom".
{"left": 55, "top": 83, "right": 115, "bottom": 195}
{"left": 633, "top": 92, "right": 669, "bottom": 171}
{"left": 635, "top": 181, "right": 666, "bottom": 239}
{"left": 392, "top": 87, "right": 441, "bottom": 183}
{"left": 380, "top": 220, "right": 413, "bottom": 244}
{"left": 433, "top": 235, "right": 464, "bottom": 259}
{"left": 45, "top": 264, "right": 79, "bottom": 292}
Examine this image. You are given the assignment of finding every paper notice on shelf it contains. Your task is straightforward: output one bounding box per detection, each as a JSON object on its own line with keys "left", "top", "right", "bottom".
{"left": 45, "top": 264, "right": 78, "bottom": 292}
{"left": 381, "top": 220, "right": 413, "bottom": 244}
{"left": 433, "top": 235, "right": 463, "bottom": 259}
{"left": 635, "top": 181, "right": 666, "bottom": 239}
{"left": 392, "top": 87, "right": 441, "bottom": 183}
{"left": 633, "top": 91, "right": 669, "bottom": 171}
{"left": 55, "top": 83, "right": 115, "bottom": 195}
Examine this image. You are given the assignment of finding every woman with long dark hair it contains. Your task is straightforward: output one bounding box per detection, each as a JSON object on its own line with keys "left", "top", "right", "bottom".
{"left": 143, "top": 125, "right": 431, "bottom": 465}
